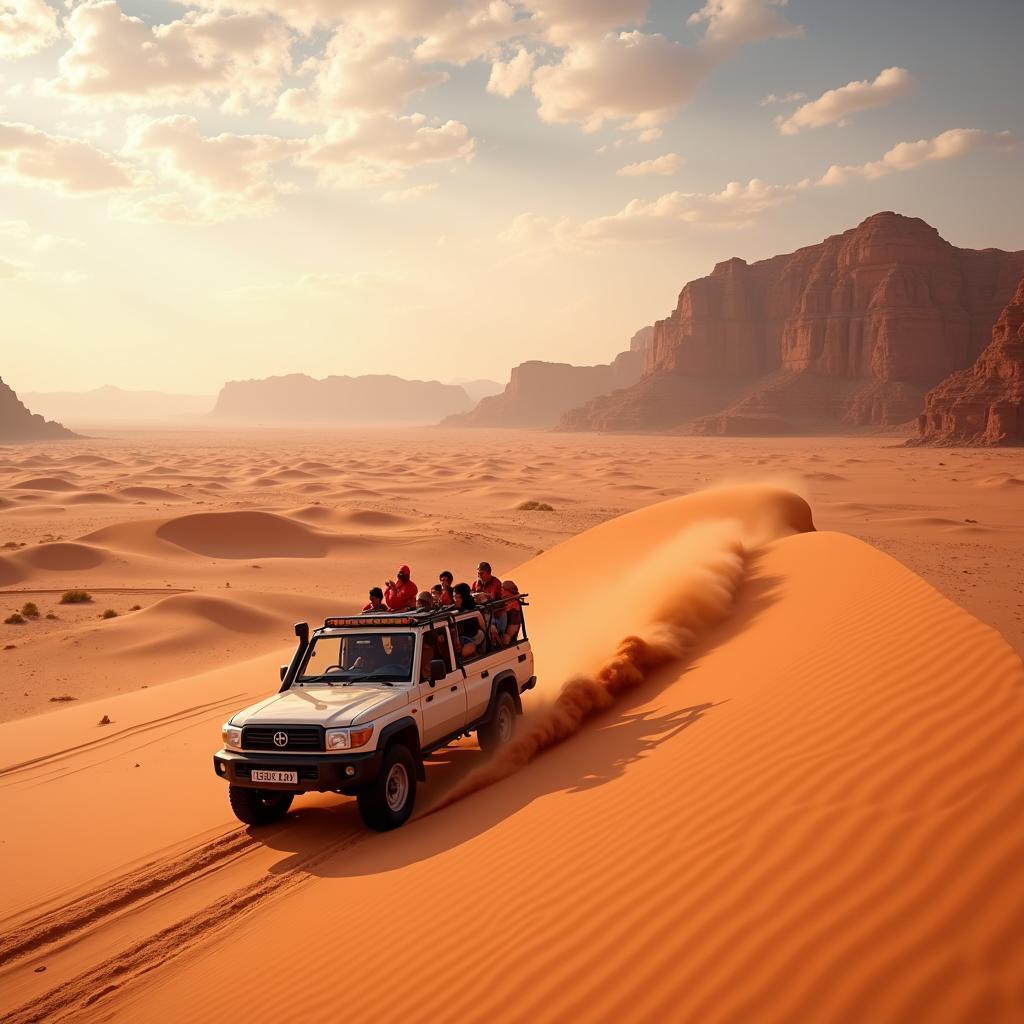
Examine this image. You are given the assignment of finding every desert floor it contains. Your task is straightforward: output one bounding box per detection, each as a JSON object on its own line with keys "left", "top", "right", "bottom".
{"left": 1, "top": 428, "right": 1022, "bottom": 1023}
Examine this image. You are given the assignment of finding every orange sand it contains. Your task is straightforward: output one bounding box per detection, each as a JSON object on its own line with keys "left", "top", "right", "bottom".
{"left": 1, "top": 430, "right": 1023, "bottom": 1023}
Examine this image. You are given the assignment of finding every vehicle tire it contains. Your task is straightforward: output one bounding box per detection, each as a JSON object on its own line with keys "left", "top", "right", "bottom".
{"left": 478, "top": 689, "right": 518, "bottom": 754}
{"left": 228, "top": 786, "right": 293, "bottom": 826}
{"left": 357, "top": 743, "right": 417, "bottom": 831}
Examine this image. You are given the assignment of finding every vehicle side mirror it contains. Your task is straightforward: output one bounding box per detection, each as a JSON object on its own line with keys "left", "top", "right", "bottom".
{"left": 279, "top": 665, "right": 288, "bottom": 683}
{"left": 430, "top": 658, "right": 446, "bottom": 683}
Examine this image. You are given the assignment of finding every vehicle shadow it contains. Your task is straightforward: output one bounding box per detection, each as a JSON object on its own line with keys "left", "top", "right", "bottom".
{"left": 257, "top": 559, "right": 783, "bottom": 878}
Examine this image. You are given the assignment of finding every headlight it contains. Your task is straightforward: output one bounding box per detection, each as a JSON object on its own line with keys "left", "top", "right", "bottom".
{"left": 326, "top": 725, "right": 374, "bottom": 750}
{"left": 222, "top": 723, "right": 242, "bottom": 749}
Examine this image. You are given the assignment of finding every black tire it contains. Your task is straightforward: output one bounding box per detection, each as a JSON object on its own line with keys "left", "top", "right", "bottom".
{"left": 228, "top": 786, "right": 294, "bottom": 826}
{"left": 357, "top": 743, "right": 417, "bottom": 831}
{"left": 478, "top": 689, "right": 518, "bottom": 754}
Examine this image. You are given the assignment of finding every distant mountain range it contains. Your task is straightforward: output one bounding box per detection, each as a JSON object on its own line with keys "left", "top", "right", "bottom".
{"left": 22, "top": 386, "right": 215, "bottom": 425}
{"left": 210, "top": 373, "right": 472, "bottom": 423}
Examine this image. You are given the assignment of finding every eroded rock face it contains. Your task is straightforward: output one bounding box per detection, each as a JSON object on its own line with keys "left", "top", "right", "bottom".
{"left": 916, "top": 274, "right": 1024, "bottom": 444}
{"left": 445, "top": 330, "right": 652, "bottom": 428}
{"left": 211, "top": 374, "right": 471, "bottom": 423}
{"left": 567, "top": 213, "right": 1024, "bottom": 433}
{"left": 0, "top": 378, "right": 77, "bottom": 441}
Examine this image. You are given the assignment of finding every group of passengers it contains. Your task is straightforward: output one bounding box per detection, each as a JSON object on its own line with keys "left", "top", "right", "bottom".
{"left": 361, "top": 561, "right": 523, "bottom": 663}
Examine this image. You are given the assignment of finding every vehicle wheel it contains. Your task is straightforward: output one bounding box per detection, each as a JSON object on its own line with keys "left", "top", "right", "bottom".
{"left": 478, "top": 690, "right": 518, "bottom": 754}
{"left": 357, "top": 743, "right": 417, "bottom": 831}
{"left": 229, "top": 786, "right": 293, "bottom": 826}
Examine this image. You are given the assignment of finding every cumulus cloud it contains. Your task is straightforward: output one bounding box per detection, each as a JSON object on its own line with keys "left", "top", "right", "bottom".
{"left": 0, "top": 120, "right": 142, "bottom": 194}
{"left": 125, "top": 115, "right": 301, "bottom": 219}
{"left": 819, "top": 128, "right": 1018, "bottom": 185}
{"left": 533, "top": 31, "right": 713, "bottom": 132}
{"left": 301, "top": 112, "right": 474, "bottom": 188}
{"left": 487, "top": 46, "right": 535, "bottom": 97}
{"left": 276, "top": 30, "right": 446, "bottom": 121}
{"left": 412, "top": 0, "right": 525, "bottom": 64}
{"left": 758, "top": 90, "right": 805, "bottom": 107}
{"left": 0, "top": 255, "right": 29, "bottom": 278}
{"left": 688, "top": 0, "right": 803, "bottom": 56}
{"left": 0, "top": 0, "right": 60, "bottom": 59}
{"left": 776, "top": 67, "right": 912, "bottom": 135}
{"left": 47, "top": 1, "right": 293, "bottom": 111}
{"left": 616, "top": 152, "right": 684, "bottom": 176}
{"left": 525, "top": 0, "right": 648, "bottom": 45}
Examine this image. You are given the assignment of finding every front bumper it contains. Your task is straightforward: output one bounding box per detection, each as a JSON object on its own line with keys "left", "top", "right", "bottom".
{"left": 213, "top": 747, "right": 383, "bottom": 794}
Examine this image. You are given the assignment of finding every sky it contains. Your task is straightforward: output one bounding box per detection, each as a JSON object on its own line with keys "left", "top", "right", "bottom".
{"left": 1, "top": 0, "right": 1022, "bottom": 395}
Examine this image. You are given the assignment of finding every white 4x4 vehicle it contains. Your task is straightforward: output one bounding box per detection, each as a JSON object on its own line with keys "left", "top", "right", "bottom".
{"left": 214, "top": 600, "right": 535, "bottom": 831}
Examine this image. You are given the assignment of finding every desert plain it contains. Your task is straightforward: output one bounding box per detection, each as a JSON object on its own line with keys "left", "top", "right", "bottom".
{"left": 1, "top": 427, "right": 1022, "bottom": 1023}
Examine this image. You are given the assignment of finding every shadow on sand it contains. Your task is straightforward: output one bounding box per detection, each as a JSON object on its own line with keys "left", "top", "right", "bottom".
{"left": 253, "top": 560, "right": 783, "bottom": 878}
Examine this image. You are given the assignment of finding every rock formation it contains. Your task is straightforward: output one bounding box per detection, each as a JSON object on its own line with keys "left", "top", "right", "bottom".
{"left": 22, "top": 385, "right": 214, "bottom": 425}
{"left": 0, "top": 378, "right": 78, "bottom": 441}
{"left": 211, "top": 374, "right": 471, "bottom": 423}
{"left": 444, "top": 328, "right": 652, "bottom": 428}
{"left": 916, "top": 273, "right": 1024, "bottom": 444}
{"left": 562, "top": 213, "right": 1024, "bottom": 434}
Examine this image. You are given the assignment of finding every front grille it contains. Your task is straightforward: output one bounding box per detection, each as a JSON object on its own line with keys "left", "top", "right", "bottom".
{"left": 234, "top": 763, "right": 320, "bottom": 782}
{"left": 242, "top": 725, "right": 323, "bottom": 751}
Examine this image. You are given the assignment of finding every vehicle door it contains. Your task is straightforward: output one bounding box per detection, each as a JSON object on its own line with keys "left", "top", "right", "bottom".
{"left": 417, "top": 626, "right": 467, "bottom": 746}
{"left": 456, "top": 613, "right": 493, "bottom": 722}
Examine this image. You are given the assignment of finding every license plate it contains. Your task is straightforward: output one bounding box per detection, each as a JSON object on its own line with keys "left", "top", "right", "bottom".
{"left": 251, "top": 769, "right": 298, "bottom": 784}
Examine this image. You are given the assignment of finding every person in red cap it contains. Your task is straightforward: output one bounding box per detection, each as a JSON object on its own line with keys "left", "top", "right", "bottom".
{"left": 384, "top": 565, "right": 418, "bottom": 611}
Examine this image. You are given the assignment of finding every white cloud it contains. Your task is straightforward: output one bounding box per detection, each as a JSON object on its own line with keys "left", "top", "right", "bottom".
{"left": 125, "top": 115, "right": 301, "bottom": 219}
{"left": 777, "top": 67, "right": 912, "bottom": 135}
{"left": 616, "top": 152, "right": 684, "bottom": 176}
{"left": 0, "top": 120, "right": 142, "bottom": 194}
{"left": 302, "top": 112, "right": 474, "bottom": 188}
{"left": 758, "top": 90, "right": 805, "bottom": 107}
{"left": 532, "top": 31, "right": 713, "bottom": 132}
{"left": 819, "top": 128, "right": 1018, "bottom": 185}
{"left": 276, "top": 30, "right": 446, "bottom": 122}
{"left": 0, "top": 255, "right": 29, "bottom": 278}
{"left": 0, "top": 0, "right": 60, "bottom": 59}
{"left": 637, "top": 127, "right": 662, "bottom": 142}
{"left": 412, "top": 0, "right": 525, "bottom": 64}
{"left": 47, "top": 2, "right": 293, "bottom": 111}
{"left": 688, "top": 0, "right": 803, "bottom": 56}
{"left": 525, "top": 0, "right": 648, "bottom": 45}
{"left": 377, "top": 182, "right": 439, "bottom": 202}
{"left": 487, "top": 46, "right": 535, "bottom": 97}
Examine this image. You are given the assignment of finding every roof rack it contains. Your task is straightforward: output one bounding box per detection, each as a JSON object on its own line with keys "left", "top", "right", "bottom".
{"left": 320, "top": 594, "right": 528, "bottom": 632}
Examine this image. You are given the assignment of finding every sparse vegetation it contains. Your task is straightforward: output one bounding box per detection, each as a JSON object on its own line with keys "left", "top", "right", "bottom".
{"left": 45, "top": 613, "right": 57, "bottom": 620}
{"left": 516, "top": 500, "right": 555, "bottom": 512}
{"left": 101, "top": 608, "right": 118, "bottom": 619}
{"left": 60, "top": 589, "right": 93, "bottom": 604}
{"left": 21, "top": 602, "right": 39, "bottom": 619}
{"left": 129, "top": 604, "right": 142, "bottom": 611}
{"left": 99, "top": 714, "right": 112, "bottom": 726}
{"left": 4, "top": 613, "right": 25, "bottom": 625}
{"left": 2, "top": 540, "right": 22, "bottom": 549}
{"left": 49, "top": 695, "right": 77, "bottom": 703}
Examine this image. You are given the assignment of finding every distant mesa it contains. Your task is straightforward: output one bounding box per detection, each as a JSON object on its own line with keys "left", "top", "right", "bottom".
{"left": 444, "top": 326, "right": 653, "bottom": 428}
{"left": 560, "top": 213, "right": 1024, "bottom": 434}
{"left": 211, "top": 373, "right": 472, "bottom": 423}
{"left": 915, "top": 272, "right": 1024, "bottom": 445}
{"left": 21, "top": 385, "right": 215, "bottom": 426}
{"left": 0, "top": 378, "right": 78, "bottom": 441}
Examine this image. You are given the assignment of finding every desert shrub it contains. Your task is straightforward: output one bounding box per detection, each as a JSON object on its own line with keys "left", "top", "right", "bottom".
{"left": 129, "top": 604, "right": 142, "bottom": 611}
{"left": 60, "top": 590, "right": 93, "bottom": 604}
{"left": 49, "top": 695, "right": 76, "bottom": 702}
{"left": 45, "top": 613, "right": 57, "bottom": 620}
{"left": 101, "top": 608, "right": 118, "bottom": 619}
{"left": 516, "top": 500, "right": 554, "bottom": 512}
{"left": 21, "top": 602, "right": 39, "bottom": 618}
{"left": 4, "top": 613, "right": 25, "bottom": 625}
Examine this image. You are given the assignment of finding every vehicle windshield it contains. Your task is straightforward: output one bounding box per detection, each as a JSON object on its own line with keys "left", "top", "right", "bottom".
{"left": 297, "top": 632, "right": 416, "bottom": 685}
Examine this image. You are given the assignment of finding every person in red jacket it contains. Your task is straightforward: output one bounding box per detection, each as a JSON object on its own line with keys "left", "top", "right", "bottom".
{"left": 384, "top": 565, "right": 418, "bottom": 611}
{"left": 471, "top": 561, "right": 502, "bottom": 601}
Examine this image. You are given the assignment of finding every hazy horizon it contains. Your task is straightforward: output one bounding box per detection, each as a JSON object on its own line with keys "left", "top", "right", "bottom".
{"left": 2, "top": 0, "right": 1022, "bottom": 395}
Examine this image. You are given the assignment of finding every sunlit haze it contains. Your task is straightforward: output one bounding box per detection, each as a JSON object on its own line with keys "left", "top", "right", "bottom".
{"left": 2, "top": 0, "right": 1021, "bottom": 393}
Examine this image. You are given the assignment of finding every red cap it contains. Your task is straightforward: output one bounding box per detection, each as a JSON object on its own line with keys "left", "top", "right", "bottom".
{"left": 397, "top": 564, "right": 411, "bottom": 577}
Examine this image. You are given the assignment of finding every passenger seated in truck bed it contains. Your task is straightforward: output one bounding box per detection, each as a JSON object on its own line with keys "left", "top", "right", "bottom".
{"left": 452, "top": 583, "right": 486, "bottom": 659}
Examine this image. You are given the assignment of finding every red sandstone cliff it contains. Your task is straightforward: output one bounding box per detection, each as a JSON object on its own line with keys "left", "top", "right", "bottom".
{"left": 562, "top": 213, "right": 1024, "bottom": 434}
{"left": 444, "top": 328, "right": 652, "bottom": 428}
{"left": 916, "top": 273, "right": 1024, "bottom": 444}
{"left": 0, "top": 378, "right": 77, "bottom": 441}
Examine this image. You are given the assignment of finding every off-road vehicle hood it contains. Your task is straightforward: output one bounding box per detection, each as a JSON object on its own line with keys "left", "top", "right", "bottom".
{"left": 231, "top": 686, "right": 410, "bottom": 729}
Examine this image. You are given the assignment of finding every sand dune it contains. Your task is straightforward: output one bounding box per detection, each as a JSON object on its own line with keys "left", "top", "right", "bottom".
{"left": 1, "top": 483, "right": 1021, "bottom": 1024}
